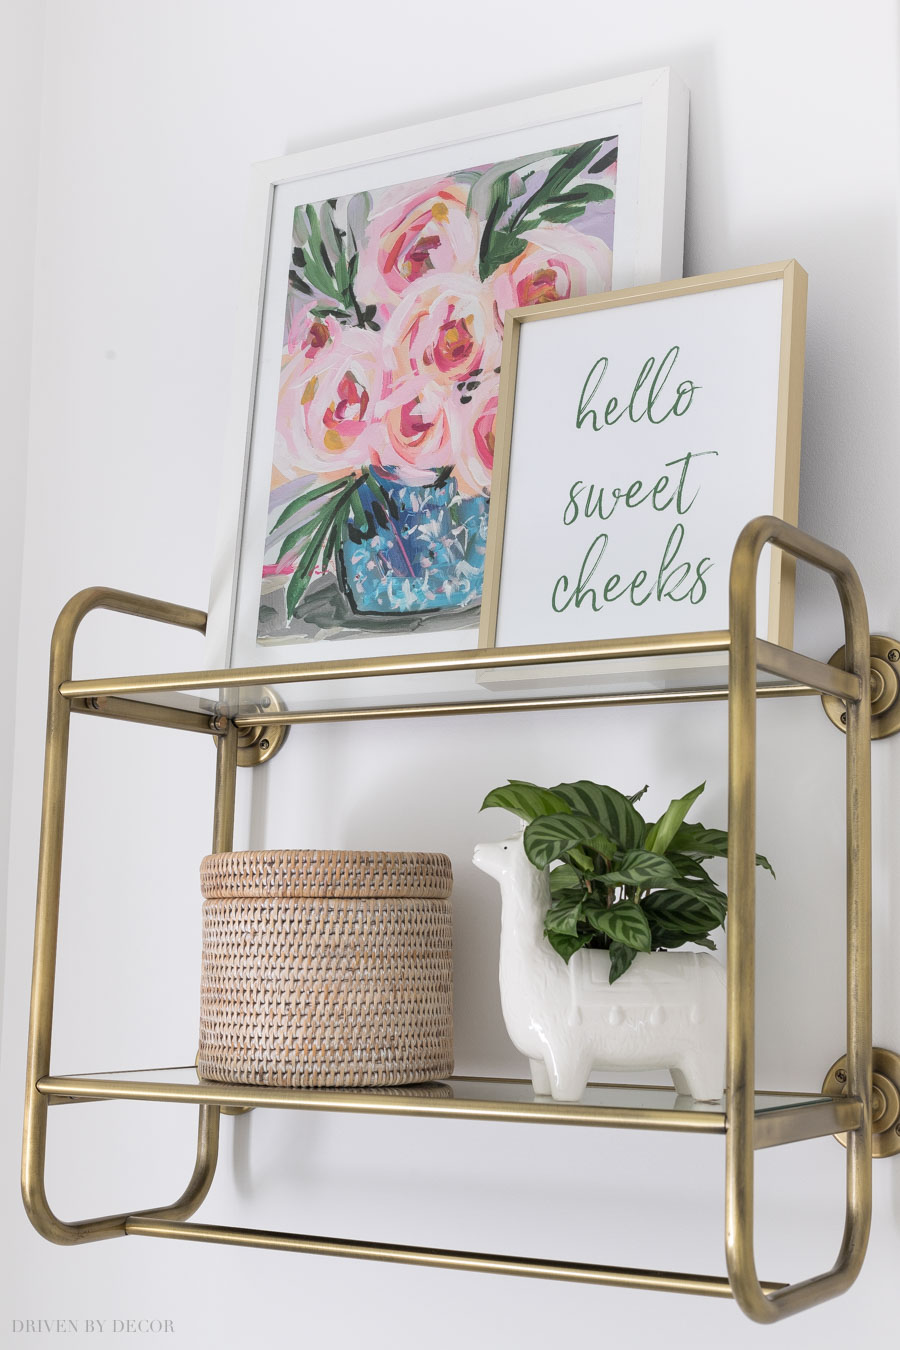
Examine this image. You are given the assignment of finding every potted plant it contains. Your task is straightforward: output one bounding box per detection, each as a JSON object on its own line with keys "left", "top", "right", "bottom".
{"left": 473, "top": 779, "right": 773, "bottom": 1102}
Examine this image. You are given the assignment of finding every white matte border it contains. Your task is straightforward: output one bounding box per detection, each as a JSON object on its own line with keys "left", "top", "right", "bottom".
{"left": 207, "top": 69, "right": 689, "bottom": 672}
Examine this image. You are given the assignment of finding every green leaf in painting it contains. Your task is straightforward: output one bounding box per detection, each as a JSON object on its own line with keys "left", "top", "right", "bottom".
{"left": 589, "top": 145, "right": 618, "bottom": 175}
{"left": 480, "top": 228, "right": 527, "bottom": 278}
{"left": 551, "top": 781, "right": 646, "bottom": 850}
{"left": 533, "top": 202, "right": 589, "bottom": 225}
{"left": 276, "top": 519, "right": 317, "bottom": 563}
{"left": 284, "top": 476, "right": 363, "bottom": 618}
{"left": 272, "top": 475, "right": 356, "bottom": 531}
{"left": 480, "top": 781, "right": 569, "bottom": 823}
{"left": 551, "top": 182, "right": 614, "bottom": 206}
{"left": 645, "top": 782, "right": 705, "bottom": 855}
{"left": 523, "top": 811, "right": 604, "bottom": 869}
{"left": 510, "top": 139, "right": 604, "bottom": 228}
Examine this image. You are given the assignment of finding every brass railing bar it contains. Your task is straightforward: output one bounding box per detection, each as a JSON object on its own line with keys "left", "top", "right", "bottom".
{"left": 36, "top": 1065, "right": 840, "bottom": 1102}
{"left": 726, "top": 516, "right": 872, "bottom": 1323}
{"left": 231, "top": 683, "right": 817, "bottom": 727}
{"left": 35, "top": 1074, "right": 725, "bottom": 1132}
{"left": 755, "top": 640, "right": 860, "bottom": 701}
{"left": 22, "top": 588, "right": 219, "bottom": 1245}
{"left": 57, "top": 630, "right": 734, "bottom": 700}
{"left": 70, "top": 695, "right": 222, "bottom": 736}
{"left": 125, "top": 1217, "right": 787, "bottom": 1297}
{"left": 752, "top": 1097, "right": 863, "bottom": 1150}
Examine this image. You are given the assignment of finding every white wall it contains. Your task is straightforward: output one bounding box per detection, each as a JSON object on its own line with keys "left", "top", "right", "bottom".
{"left": 0, "top": 0, "right": 45, "bottom": 1023}
{"left": 2, "top": 1, "right": 899, "bottom": 1345}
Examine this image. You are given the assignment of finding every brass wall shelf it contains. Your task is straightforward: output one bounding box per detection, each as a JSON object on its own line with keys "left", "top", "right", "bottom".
{"left": 22, "top": 516, "right": 876, "bottom": 1323}
{"left": 36, "top": 1067, "right": 863, "bottom": 1147}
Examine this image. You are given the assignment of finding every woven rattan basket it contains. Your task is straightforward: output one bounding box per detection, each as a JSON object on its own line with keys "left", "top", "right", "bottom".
{"left": 198, "top": 849, "right": 453, "bottom": 1089}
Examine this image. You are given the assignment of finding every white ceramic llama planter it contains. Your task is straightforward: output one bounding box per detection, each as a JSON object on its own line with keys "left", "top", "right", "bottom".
{"left": 473, "top": 832, "right": 727, "bottom": 1102}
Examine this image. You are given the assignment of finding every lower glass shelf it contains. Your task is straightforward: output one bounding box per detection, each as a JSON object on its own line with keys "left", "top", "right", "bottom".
{"left": 37, "top": 1067, "right": 860, "bottom": 1147}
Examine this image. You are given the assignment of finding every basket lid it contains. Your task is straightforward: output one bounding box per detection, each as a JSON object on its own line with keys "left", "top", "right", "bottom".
{"left": 200, "top": 849, "right": 453, "bottom": 900}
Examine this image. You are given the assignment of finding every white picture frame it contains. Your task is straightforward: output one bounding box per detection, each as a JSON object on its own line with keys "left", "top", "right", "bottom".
{"left": 206, "top": 68, "right": 689, "bottom": 674}
{"left": 479, "top": 261, "right": 807, "bottom": 656}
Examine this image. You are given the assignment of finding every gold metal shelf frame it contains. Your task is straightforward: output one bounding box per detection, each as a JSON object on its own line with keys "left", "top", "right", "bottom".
{"left": 22, "top": 516, "right": 873, "bottom": 1323}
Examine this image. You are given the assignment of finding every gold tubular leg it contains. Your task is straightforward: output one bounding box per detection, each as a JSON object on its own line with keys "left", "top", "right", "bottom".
{"left": 725, "top": 517, "right": 872, "bottom": 1321}
{"left": 22, "top": 588, "right": 220, "bottom": 1243}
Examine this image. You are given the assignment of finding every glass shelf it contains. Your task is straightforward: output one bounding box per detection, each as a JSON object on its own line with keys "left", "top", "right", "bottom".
{"left": 37, "top": 1067, "right": 861, "bottom": 1147}
{"left": 59, "top": 631, "right": 858, "bottom": 724}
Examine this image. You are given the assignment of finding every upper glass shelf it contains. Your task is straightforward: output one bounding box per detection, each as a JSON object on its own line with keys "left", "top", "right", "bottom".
{"left": 38, "top": 1065, "right": 860, "bottom": 1147}
{"left": 60, "top": 632, "right": 858, "bottom": 724}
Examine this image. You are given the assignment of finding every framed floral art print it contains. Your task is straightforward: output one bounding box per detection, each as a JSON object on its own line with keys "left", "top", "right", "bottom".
{"left": 207, "top": 69, "right": 689, "bottom": 672}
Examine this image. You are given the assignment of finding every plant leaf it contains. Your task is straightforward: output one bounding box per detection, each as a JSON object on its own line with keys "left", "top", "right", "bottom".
{"left": 565, "top": 845, "right": 597, "bottom": 872}
{"left": 671, "top": 822, "right": 775, "bottom": 877}
{"left": 609, "top": 941, "right": 638, "bottom": 983}
{"left": 523, "top": 811, "right": 603, "bottom": 869}
{"left": 546, "top": 930, "right": 590, "bottom": 963}
{"left": 586, "top": 902, "right": 652, "bottom": 952}
{"left": 549, "top": 863, "right": 584, "bottom": 894}
{"left": 645, "top": 782, "right": 705, "bottom": 855}
{"left": 550, "top": 781, "right": 646, "bottom": 850}
{"left": 544, "top": 893, "right": 585, "bottom": 936}
{"left": 667, "top": 851, "right": 712, "bottom": 880}
{"left": 647, "top": 925, "right": 690, "bottom": 950}
{"left": 480, "top": 781, "right": 569, "bottom": 823}
{"left": 641, "top": 889, "right": 726, "bottom": 935}
{"left": 665, "top": 872, "right": 727, "bottom": 904}
{"left": 601, "top": 849, "right": 679, "bottom": 888}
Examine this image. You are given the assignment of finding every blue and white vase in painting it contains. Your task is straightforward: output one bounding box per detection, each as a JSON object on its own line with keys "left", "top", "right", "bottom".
{"left": 337, "top": 472, "right": 488, "bottom": 618}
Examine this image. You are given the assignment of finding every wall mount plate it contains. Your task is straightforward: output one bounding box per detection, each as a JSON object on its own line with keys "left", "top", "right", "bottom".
{"left": 821, "top": 634, "right": 900, "bottom": 739}
{"left": 236, "top": 719, "right": 289, "bottom": 768}
{"left": 214, "top": 687, "right": 291, "bottom": 767}
{"left": 822, "top": 1047, "right": 900, "bottom": 1158}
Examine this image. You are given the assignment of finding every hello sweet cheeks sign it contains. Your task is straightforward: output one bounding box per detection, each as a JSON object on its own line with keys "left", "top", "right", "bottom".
{"left": 479, "top": 262, "right": 807, "bottom": 650}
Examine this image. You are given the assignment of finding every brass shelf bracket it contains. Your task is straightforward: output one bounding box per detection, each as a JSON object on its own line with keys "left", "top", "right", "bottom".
{"left": 823, "top": 1048, "right": 900, "bottom": 1158}
{"left": 822, "top": 635, "right": 900, "bottom": 739}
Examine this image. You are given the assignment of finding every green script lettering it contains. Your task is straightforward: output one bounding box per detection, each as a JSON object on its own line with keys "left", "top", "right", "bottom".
{"left": 575, "top": 348, "right": 701, "bottom": 432}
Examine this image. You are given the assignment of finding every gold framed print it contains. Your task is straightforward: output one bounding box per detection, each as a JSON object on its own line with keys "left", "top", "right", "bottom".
{"left": 479, "top": 260, "right": 807, "bottom": 652}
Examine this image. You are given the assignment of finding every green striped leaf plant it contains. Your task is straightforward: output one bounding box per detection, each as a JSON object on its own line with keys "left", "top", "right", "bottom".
{"left": 480, "top": 778, "right": 773, "bottom": 983}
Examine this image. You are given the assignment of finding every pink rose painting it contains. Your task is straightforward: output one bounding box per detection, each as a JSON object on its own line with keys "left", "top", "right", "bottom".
{"left": 260, "top": 136, "right": 617, "bottom": 642}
